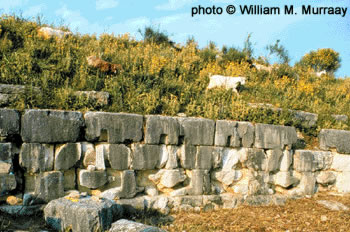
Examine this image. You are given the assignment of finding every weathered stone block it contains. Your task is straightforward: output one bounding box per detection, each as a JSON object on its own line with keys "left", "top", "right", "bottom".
{"left": 255, "top": 124, "right": 297, "bottom": 149}
{"left": 178, "top": 117, "right": 215, "bottom": 145}
{"left": 265, "top": 149, "right": 283, "bottom": 172}
{"left": 273, "top": 171, "right": 298, "bottom": 188}
{"left": 221, "top": 148, "right": 244, "bottom": 170}
{"left": 74, "top": 90, "right": 110, "bottom": 106}
{"left": 294, "top": 150, "right": 333, "bottom": 172}
{"left": 101, "top": 170, "right": 137, "bottom": 200}
{"left": 131, "top": 144, "right": 161, "bottom": 170}
{"left": 292, "top": 110, "right": 318, "bottom": 128}
{"left": 179, "top": 145, "right": 196, "bottom": 169}
{"left": 110, "top": 219, "right": 165, "bottom": 232}
{"left": 331, "top": 154, "right": 350, "bottom": 171}
{"left": 24, "top": 173, "right": 37, "bottom": 192}
{"left": 335, "top": 172, "right": 350, "bottom": 193}
{"left": 145, "top": 115, "right": 180, "bottom": 145}
{"left": 0, "top": 109, "right": 20, "bottom": 137}
{"left": 215, "top": 120, "right": 254, "bottom": 148}
{"left": 241, "top": 148, "right": 266, "bottom": 171}
{"left": 81, "top": 142, "right": 95, "bottom": 168}
{"left": 54, "top": 143, "right": 81, "bottom": 171}
{"left": 297, "top": 172, "right": 316, "bottom": 195}
{"left": 159, "top": 145, "right": 179, "bottom": 169}
{"left": 97, "top": 144, "right": 130, "bottom": 170}
{"left": 212, "top": 170, "right": 242, "bottom": 186}
{"left": 196, "top": 146, "right": 214, "bottom": 169}
{"left": 0, "top": 173, "right": 16, "bottom": 195}
{"left": 44, "top": 197, "right": 123, "bottom": 232}
{"left": 79, "top": 170, "right": 107, "bottom": 189}
{"left": 21, "top": 109, "right": 84, "bottom": 143}
{"left": 316, "top": 171, "right": 336, "bottom": 186}
{"left": 0, "top": 161, "right": 11, "bottom": 173}
{"left": 319, "top": 129, "right": 350, "bottom": 154}
{"left": 280, "top": 150, "right": 293, "bottom": 171}
{"left": 64, "top": 169, "right": 76, "bottom": 191}
{"left": 35, "top": 171, "right": 64, "bottom": 202}
{"left": 0, "top": 143, "right": 12, "bottom": 162}
{"left": 187, "top": 169, "right": 211, "bottom": 195}
{"left": 149, "top": 169, "right": 186, "bottom": 188}
{"left": 20, "top": 143, "right": 54, "bottom": 173}
{"left": 84, "top": 112, "right": 143, "bottom": 143}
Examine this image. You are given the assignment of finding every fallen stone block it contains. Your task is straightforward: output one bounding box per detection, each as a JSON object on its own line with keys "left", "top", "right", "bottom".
{"left": 54, "top": 143, "right": 81, "bottom": 171}
{"left": 85, "top": 112, "right": 143, "bottom": 143}
{"left": 35, "top": 171, "right": 64, "bottom": 202}
{"left": 292, "top": 110, "right": 318, "bottom": 128}
{"left": 332, "top": 114, "right": 348, "bottom": 122}
{"left": 0, "top": 109, "right": 20, "bottom": 138}
{"left": 74, "top": 90, "right": 110, "bottom": 106}
{"left": 131, "top": 144, "right": 161, "bottom": 170}
{"left": 145, "top": 115, "right": 180, "bottom": 145}
{"left": 79, "top": 169, "right": 107, "bottom": 189}
{"left": 255, "top": 123, "right": 297, "bottom": 149}
{"left": 0, "top": 204, "right": 45, "bottom": 216}
{"left": 109, "top": 219, "right": 165, "bottom": 232}
{"left": 319, "top": 129, "right": 350, "bottom": 154}
{"left": 178, "top": 117, "right": 215, "bottom": 145}
{"left": 20, "top": 143, "right": 54, "bottom": 173}
{"left": 21, "top": 109, "right": 84, "bottom": 143}
{"left": 44, "top": 196, "right": 123, "bottom": 232}
{"left": 317, "top": 200, "right": 349, "bottom": 211}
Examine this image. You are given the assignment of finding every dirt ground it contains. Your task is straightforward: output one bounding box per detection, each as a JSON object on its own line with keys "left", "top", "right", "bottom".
{"left": 1, "top": 193, "right": 350, "bottom": 231}
{"left": 157, "top": 193, "right": 350, "bottom": 232}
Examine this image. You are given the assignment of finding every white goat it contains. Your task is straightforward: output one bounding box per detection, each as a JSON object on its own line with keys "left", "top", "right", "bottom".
{"left": 207, "top": 75, "right": 246, "bottom": 93}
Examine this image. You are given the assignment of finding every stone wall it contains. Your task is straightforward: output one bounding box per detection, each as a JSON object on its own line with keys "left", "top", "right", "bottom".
{"left": 1, "top": 108, "right": 350, "bottom": 213}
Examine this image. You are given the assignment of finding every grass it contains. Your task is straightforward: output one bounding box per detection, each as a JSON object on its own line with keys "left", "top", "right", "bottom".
{"left": 0, "top": 14, "right": 350, "bottom": 139}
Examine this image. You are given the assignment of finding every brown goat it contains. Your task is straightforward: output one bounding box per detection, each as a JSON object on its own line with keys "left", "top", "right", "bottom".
{"left": 86, "top": 56, "right": 122, "bottom": 74}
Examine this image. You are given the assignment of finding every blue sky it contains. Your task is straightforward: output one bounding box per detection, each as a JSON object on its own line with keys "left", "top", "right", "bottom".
{"left": 1, "top": 0, "right": 349, "bottom": 76}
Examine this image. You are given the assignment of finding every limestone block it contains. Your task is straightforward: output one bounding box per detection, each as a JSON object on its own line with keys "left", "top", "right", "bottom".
{"left": 297, "top": 172, "right": 316, "bottom": 195}
{"left": 335, "top": 172, "right": 350, "bottom": 193}
{"left": 84, "top": 112, "right": 143, "bottom": 143}
{"left": 96, "top": 144, "right": 130, "bottom": 170}
{"left": 331, "top": 154, "right": 350, "bottom": 171}
{"left": 294, "top": 150, "right": 333, "bottom": 172}
{"left": 0, "top": 109, "right": 20, "bottom": 137}
{"left": 254, "top": 123, "right": 297, "bottom": 149}
{"left": 54, "top": 143, "right": 81, "bottom": 171}
{"left": 73, "top": 90, "right": 110, "bottom": 106}
{"left": 20, "top": 143, "right": 54, "bottom": 173}
{"left": 292, "top": 110, "right": 318, "bottom": 128}
{"left": 280, "top": 150, "right": 293, "bottom": 171}
{"left": 178, "top": 117, "right": 215, "bottom": 145}
{"left": 0, "top": 143, "right": 12, "bottom": 162}
{"left": 319, "top": 129, "right": 350, "bottom": 154}
{"left": 44, "top": 197, "right": 123, "bottom": 232}
{"left": 241, "top": 148, "right": 266, "bottom": 171}
{"left": 64, "top": 169, "right": 76, "bottom": 191}
{"left": 179, "top": 145, "right": 196, "bottom": 169}
{"left": 110, "top": 219, "right": 165, "bottom": 232}
{"left": 131, "top": 144, "right": 161, "bottom": 170}
{"left": 21, "top": 109, "right": 84, "bottom": 143}
{"left": 316, "top": 171, "right": 336, "bottom": 186}
{"left": 215, "top": 120, "right": 254, "bottom": 148}
{"left": 79, "top": 169, "right": 107, "bottom": 189}
{"left": 100, "top": 170, "right": 137, "bottom": 199}
{"left": 0, "top": 161, "right": 11, "bottom": 174}
{"left": 215, "top": 120, "right": 240, "bottom": 147}
{"left": 165, "top": 146, "right": 179, "bottom": 169}
{"left": 136, "top": 170, "right": 157, "bottom": 188}
{"left": 317, "top": 200, "right": 349, "bottom": 211}
{"left": 273, "top": 171, "right": 298, "bottom": 188}
{"left": 196, "top": 146, "right": 216, "bottom": 169}
{"left": 221, "top": 148, "right": 244, "bottom": 170}
{"left": 145, "top": 115, "right": 180, "bottom": 145}
{"left": 35, "top": 171, "right": 64, "bottom": 202}
{"left": 212, "top": 170, "right": 242, "bottom": 186}
{"left": 332, "top": 114, "right": 348, "bottom": 122}
{"left": 149, "top": 169, "right": 186, "bottom": 188}
{"left": 81, "top": 142, "right": 96, "bottom": 168}
{"left": 187, "top": 169, "right": 211, "bottom": 195}
{"left": 0, "top": 173, "right": 16, "bottom": 195}
{"left": 103, "top": 168, "right": 122, "bottom": 190}
{"left": 24, "top": 173, "right": 37, "bottom": 192}
{"left": 265, "top": 149, "right": 283, "bottom": 172}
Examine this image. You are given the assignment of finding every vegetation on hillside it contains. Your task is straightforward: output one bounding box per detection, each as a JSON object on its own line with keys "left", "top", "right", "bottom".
{"left": 0, "top": 15, "right": 349, "bottom": 136}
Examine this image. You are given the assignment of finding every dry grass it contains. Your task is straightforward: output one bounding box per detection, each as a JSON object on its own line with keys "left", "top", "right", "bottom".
{"left": 158, "top": 193, "right": 350, "bottom": 232}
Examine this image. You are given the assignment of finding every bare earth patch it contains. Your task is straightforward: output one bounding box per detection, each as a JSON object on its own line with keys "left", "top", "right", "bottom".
{"left": 155, "top": 193, "right": 350, "bottom": 232}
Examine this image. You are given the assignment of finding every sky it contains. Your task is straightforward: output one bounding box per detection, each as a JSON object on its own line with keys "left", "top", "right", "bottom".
{"left": 0, "top": 0, "right": 349, "bottom": 77}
